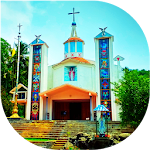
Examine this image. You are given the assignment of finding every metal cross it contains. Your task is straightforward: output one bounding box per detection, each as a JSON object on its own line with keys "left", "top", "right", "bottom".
{"left": 68, "top": 8, "right": 80, "bottom": 22}
{"left": 17, "top": 23, "right": 22, "bottom": 35}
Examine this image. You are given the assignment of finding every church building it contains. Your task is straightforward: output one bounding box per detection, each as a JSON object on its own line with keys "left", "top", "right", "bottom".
{"left": 10, "top": 10, "right": 125, "bottom": 121}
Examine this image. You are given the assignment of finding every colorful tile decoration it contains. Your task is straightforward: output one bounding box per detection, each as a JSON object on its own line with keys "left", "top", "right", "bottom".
{"left": 31, "top": 45, "right": 41, "bottom": 120}
{"left": 101, "top": 90, "right": 110, "bottom": 100}
{"left": 100, "top": 69, "right": 109, "bottom": 78}
{"left": 100, "top": 59, "right": 109, "bottom": 68}
{"left": 99, "top": 38, "right": 111, "bottom": 119}
{"left": 101, "top": 79, "right": 109, "bottom": 89}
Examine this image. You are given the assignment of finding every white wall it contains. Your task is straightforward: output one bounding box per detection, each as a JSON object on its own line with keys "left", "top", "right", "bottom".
{"left": 47, "top": 65, "right": 53, "bottom": 90}
{"left": 49, "top": 61, "right": 95, "bottom": 92}
{"left": 40, "top": 44, "right": 48, "bottom": 92}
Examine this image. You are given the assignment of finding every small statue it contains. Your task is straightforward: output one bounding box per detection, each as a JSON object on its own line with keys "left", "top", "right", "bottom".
{"left": 98, "top": 115, "right": 106, "bottom": 137}
{"left": 99, "top": 27, "right": 107, "bottom": 36}
{"left": 35, "top": 35, "right": 41, "bottom": 43}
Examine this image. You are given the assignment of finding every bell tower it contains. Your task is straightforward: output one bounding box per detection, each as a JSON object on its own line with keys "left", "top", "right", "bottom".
{"left": 63, "top": 8, "right": 85, "bottom": 59}
{"left": 94, "top": 28, "right": 116, "bottom": 120}
{"left": 26, "top": 35, "right": 49, "bottom": 120}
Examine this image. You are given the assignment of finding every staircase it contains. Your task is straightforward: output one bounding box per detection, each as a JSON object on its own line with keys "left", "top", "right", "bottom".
{"left": 9, "top": 119, "right": 134, "bottom": 149}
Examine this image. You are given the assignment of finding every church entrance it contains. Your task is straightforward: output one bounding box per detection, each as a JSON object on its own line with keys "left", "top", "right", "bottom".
{"left": 70, "top": 103, "right": 81, "bottom": 120}
{"left": 53, "top": 100, "right": 90, "bottom": 120}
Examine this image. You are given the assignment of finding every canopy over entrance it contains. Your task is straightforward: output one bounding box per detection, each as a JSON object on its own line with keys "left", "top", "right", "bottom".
{"left": 39, "top": 84, "right": 97, "bottom": 97}
{"left": 39, "top": 84, "right": 97, "bottom": 120}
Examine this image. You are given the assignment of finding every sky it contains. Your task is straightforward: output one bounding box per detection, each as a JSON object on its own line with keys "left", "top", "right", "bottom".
{"left": 1, "top": 0, "right": 150, "bottom": 70}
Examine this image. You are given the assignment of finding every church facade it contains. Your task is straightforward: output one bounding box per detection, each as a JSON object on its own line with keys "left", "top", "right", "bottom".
{"left": 22, "top": 19, "right": 124, "bottom": 121}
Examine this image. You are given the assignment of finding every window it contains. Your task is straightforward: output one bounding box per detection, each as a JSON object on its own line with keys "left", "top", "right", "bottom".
{"left": 18, "top": 93, "right": 25, "bottom": 99}
{"left": 70, "top": 42, "right": 75, "bottom": 52}
{"left": 77, "top": 42, "right": 82, "bottom": 52}
{"left": 64, "top": 43, "right": 68, "bottom": 54}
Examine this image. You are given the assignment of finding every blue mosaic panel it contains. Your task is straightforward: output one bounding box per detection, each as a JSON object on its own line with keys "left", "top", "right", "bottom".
{"left": 33, "top": 72, "right": 40, "bottom": 82}
{"left": 100, "top": 59, "right": 109, "bottom": 68}
{"left": 33, "top": 45, "right": 41, "bottom": 54}
{"left": 101, "top": 79, "right": 110, "bottom": 89}
{"left": 99, "top": 49, "right": 109, "bottom": 58}
{"left": 70, "top": 42, "right": 75, "bottom": 52}
{"left": 100, "top": 69, "right": 109, "bottom": 78}
{"left": 101, "top": 90, "right": 110, "bottom": 100}
{"left": 32, "top": 92, "right": 40, "bottom": 101}
{"left": 33, "top": 54, "right": 41, "bottom": 63}
{"left": 64, "top": 66, "right": 77, "bottom": 81}
{"left": 77, "top": 42, "right": 82, "bottom": 52}
{"left": 64, "top": 43, "right": 68, "bottom": 54}
{"left": 99, "top": 39, "right": 109, "bottom": 49}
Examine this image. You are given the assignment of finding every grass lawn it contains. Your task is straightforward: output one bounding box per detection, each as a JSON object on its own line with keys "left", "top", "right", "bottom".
{"left": 25, "top": 138, "right": 56, "bottom": 142}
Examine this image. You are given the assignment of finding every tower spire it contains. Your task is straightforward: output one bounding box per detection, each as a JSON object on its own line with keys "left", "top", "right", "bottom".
{"left": 68, "top": 8, "right": 80, "bottom": 37}
{"left": 68, "top": 7, "right": 80, "bottom": 22}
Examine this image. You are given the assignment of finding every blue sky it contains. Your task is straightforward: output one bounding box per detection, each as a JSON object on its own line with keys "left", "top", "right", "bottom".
{"left": 1, "top": 0, "right": 150, "bottom": 70}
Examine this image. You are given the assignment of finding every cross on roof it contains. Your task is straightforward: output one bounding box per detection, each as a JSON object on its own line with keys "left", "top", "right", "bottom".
{"left": 68, "top": 8, "right": 80, "bottom": 22}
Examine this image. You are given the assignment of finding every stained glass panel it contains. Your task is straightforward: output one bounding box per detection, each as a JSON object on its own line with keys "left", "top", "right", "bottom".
{"left": 99, "top": 39, "right": 109, "bottom": 49}
{"left": 100, "top": 59, "right": 109, "bottom": 68}
{"left": 32, "top": 92, "right": 40, "bottom": 101}
{"left": 101, "top": 79, "right": 110, "bottom": 89}
{"left": 33, "top": 63, "right": 41, "bottom": 72}
{"left": 101, "top": 90, "right": 110, "bottom": 100}
{"left": 99, "top": 49, "right": 109, "bottom": 58}
{"left": 33, "top": 54, "right": 41, "bottom": 63}
{"left": 32, "top": 83, "right": 40, "bottom": 92}
{"left": 33, "top": 72, "right": 40, "bottom": 82}
{"left": 100, "top": 69, "right": 109, "bottom": 78}
{"left": 31, "top": 45, "right": 41, "bottom": 120}
{"left": 33, "top": 45, "right": 41, "bottom": 54}
{"left": 101, "top": 100, "right": 111, "bottom": 110}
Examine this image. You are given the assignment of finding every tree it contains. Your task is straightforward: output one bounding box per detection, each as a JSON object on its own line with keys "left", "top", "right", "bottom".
{"left": 112, "top": 69, "right": 149, "bottom": 129}
{"left": 1, "top": 38, "right": 29, "bottom": 117}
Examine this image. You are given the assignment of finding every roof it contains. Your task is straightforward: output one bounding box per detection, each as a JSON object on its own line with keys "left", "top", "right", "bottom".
{"left": 113, "top": 55, "right": 125, "bottom": 61}
{"left": 29, "top": 38, "right": 49, "bottom": 48}
{"left": 52, "top": 57, "right": 93, "bottom": 67}
{"left": 39, "top": 84, "right": 97, "bottom": 97}
{"left": 63, "top": 37, "right": 84, "bottom": 44}
{"left": 95, "top": 31, "right": 113, "bottom": 39}
{"left": 10, "top": 83, "right": 28, "bottom": 94}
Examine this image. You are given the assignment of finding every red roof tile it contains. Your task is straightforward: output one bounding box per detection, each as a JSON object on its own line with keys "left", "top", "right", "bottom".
{"left": 64, "top": 37, "right": 84, "bottom": 44}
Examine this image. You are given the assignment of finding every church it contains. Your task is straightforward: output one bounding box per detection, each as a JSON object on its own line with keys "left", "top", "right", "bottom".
{"left": 10, "top": 10, "right": 124, "bottom": 121}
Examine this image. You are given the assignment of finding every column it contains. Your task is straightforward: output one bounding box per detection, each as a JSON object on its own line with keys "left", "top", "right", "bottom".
{"left": 49, "top": 97, "right": 52, "bottom": 120}
{"left": 39, "top": 96, "right": 43, "bottom": 120}
{"left": 90, "top": 96, "right": 93, "bottom": 121}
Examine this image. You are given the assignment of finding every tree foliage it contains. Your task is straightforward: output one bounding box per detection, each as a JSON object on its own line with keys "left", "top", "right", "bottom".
{"left": 1, "top": 38, "right": 29, "bottom": 117}
{"left": 112, "top": 69, "right": 150, "bottom": 129}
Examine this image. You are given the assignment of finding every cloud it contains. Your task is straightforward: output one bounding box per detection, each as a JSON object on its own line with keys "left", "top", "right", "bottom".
{"left": 1, "top": 1, "right": 34, "bottom": 46}
{"left": 1, "top": 1, "right": 34, "bottom": 26}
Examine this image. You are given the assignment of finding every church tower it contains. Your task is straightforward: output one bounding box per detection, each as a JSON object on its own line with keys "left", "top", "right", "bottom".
{"left": 63, "top": 8, "right": 85, "bottom": 59}
{"left": 26, "top": 36, "right": 49, "bottom": 120}
{"left": 94, "top": 28, "right": 116, "bottom": 120}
